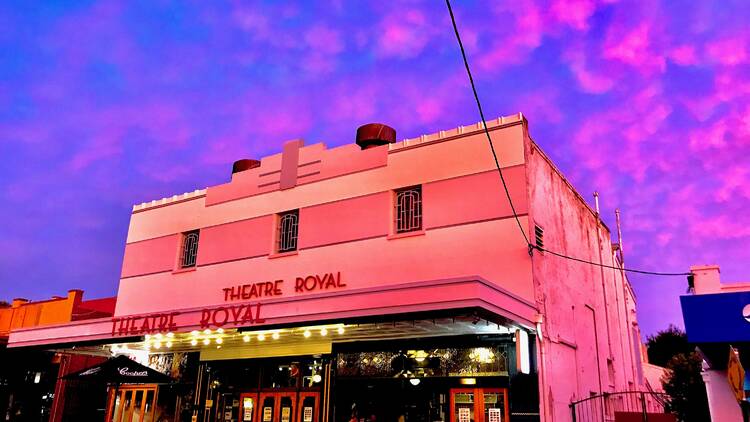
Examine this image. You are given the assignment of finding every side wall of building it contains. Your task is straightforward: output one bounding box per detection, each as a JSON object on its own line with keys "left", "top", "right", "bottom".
{"left": 524, "top": 131, "right": 644, "bottom": 421}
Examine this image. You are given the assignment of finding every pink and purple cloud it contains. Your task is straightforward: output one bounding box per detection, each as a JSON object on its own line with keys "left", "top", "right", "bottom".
{"left": 1, "top": 0, "right": 750, "bottom": 337}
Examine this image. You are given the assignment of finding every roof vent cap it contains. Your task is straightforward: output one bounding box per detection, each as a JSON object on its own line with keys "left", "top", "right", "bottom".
{"left": 356, "top": 123, "right": 396, "bottom": 150}
{"left": 232, "top": 159, "right": 261, "bottom": 174}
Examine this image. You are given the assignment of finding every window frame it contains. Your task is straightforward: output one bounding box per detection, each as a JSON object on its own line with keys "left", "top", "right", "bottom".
{"left": 179, "top": 230, "right": 200, "bottom": 268}
{"left": 276, "top": 209, "right": 299, "bottom": 253}
{"left": 394, "top": 185, "right": 423, "bottom": 234}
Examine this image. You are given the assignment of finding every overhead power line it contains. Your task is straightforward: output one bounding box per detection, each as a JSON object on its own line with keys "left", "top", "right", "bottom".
{"left": 533, "top": 245, "right": 691, "bottom": 276}
{"left": 444, "top": 0, "right": 529, "bottom": 247}
{"left": 444, "top": 0, "right": 692, "bottom": 278}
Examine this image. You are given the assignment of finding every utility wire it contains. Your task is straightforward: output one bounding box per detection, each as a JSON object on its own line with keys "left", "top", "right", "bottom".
{"left": 444, "top": 0, "right": 692, "bottom": 278}
{"left": 533, "top": 245, "right": 691, "bottom": 276}
{"left": 444, "top": 0, "right": 529, "bottom": 246}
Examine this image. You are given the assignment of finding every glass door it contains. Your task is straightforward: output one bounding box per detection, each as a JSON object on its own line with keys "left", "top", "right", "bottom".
{"left": 451, "top": 389, "right": 477, "bottom": 422}
{"left": 481, "top": 389, "right": 508, "bottom": 422}
{"left": 279, "top": 393, "right": 295, "bottom": 422}
{"left": 106, "top": 385, "right": 158, "bottom": 422}
{"left": 297, "top": 392, "right": 319, "bottom": 422}
{"left": 450, "top": 388, "right": 508, "bottom": 422}
{"left": 257, "top": 392, "right": 297, "bottom": 422}
{"left": 259, "top": 393, "right": 276, "bottom": 422}
{"left": 240, "top": 393, "right": 258, "bottom": 422}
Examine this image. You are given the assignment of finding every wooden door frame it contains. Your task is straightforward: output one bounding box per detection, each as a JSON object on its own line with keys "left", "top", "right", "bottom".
{"left": 480, "top": 388, "right": 509, "bottom": 422}
{"left": 297, "top": 392, "right": 320, "bottom": 422}
{"left": 105, "top": 384, "right": 158, "bottom": 422}
{"left": 450, "top": 388, "right": 480, "bottom": 422}
{"left": 240, "top": 392, "right": 259, "bottom": 422}
{"left": 449, "top": 388, "right": 509, "bottom": 422}
{"left": 258, "top": 391, "right": 298, "bottom": 422}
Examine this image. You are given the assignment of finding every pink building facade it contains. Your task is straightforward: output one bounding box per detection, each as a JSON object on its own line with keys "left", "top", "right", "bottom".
{"left": 9, "top": 114, "right": 651, "bottom": 422}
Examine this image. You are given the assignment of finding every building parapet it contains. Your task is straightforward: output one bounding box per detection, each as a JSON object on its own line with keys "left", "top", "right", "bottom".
{"left": 130, "top": 113, "right": 526, "bottom": 213}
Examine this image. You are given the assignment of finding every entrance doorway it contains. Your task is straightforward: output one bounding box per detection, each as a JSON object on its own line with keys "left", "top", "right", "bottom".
{"left": 106, "top": 384, "right": 158, "bottom": 422}
{"left": 450, "top": 388, "right": 508, "bottom": 422}
{"left": 242, "top": 392, "right": 320, "bottom": 422}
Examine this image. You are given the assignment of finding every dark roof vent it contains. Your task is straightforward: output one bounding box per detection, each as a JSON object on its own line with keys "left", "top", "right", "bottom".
{"left": 356, "top": 123, "right": 396, "bottom": 150}
{"left": 232, "top": 159, "right": 261, "bottom": 174}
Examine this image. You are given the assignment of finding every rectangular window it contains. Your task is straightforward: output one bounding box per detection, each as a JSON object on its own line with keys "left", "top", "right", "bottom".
{"left": 180, "top": 230, "right": 200, "bottom": 268}
{"left": 277, "top": 210, "right": 299, "bottom": 253}
{"left": 395, "top": 186, "right": 422, "bottom": 233}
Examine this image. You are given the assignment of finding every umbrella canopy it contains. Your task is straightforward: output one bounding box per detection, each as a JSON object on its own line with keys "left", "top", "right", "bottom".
{"left": 63, "top": 355, "right": 173, "bottom": 384}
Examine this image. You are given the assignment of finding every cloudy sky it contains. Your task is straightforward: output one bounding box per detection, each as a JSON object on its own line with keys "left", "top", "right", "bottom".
{"left": 1, "top": 0, "right": 749, "bottom": 336}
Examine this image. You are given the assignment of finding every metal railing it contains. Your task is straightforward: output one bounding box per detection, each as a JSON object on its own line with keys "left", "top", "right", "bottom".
{"left": 570, "top": 391, "right": 673, "bottom": 422}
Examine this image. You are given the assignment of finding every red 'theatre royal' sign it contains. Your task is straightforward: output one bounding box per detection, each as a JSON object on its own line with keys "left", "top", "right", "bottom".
{"left": 110, "top": 272, "right": 345, "bottom": 337}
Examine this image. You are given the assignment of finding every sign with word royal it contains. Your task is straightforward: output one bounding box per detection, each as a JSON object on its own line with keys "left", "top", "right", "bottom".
{"left": 111, "top": 272, "right": 345, "bottom": 337}
{"left": 681, "top": 291, "right": 750, "bottom": 343}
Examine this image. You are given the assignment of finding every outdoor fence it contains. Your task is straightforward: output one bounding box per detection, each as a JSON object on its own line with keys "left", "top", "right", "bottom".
{"left": 570, "top": 391, "right": 675, "bottom": 422}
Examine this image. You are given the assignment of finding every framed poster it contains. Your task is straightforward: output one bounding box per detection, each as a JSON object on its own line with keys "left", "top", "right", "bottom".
{"left": 263, "top": 407, "right": 272, "bottom": 422}
{"left": 281, "top": 407, "right": 291, "bottom": 422}
{"left": 458, "top": 407, "right": 470, "bottom": 422}
{"left": 303, "top": 407, "right": 313, "bottom": 422}
{"left": 488, "top": 408, "right": 502, "bottom": 422}
{"left": 243, "top": 398, "right": 253, "bottom": 421}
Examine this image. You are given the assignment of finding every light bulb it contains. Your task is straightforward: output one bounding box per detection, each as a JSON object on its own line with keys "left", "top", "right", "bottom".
{"left": 337, "top": 327, "right": 345, "bottom": 335}
{"left": 312, "top": 374, "right": 322, "bottom": 383}
{"left": 243, "top": 335, "right": 250, "bottom": 342}
{"left": 216, "top": 337, "right": 223, "bottom": 344}
{"left": 166, "top": 341, "right": 173, "bottom": 348}
{"left": 154, "top": 341, "right": 162, "bottom": 349}
{"left": 258, "top": 334, "right": 266, "bottom": 341}
{"left": 191, "top": 339, "right": 198, "bottom": 346}
{"left": 320, "top": 328, "right": 328, "bottom": 336}
{"left": 303, "top": 330, "right": 311, "bottom": 338}
{"left": 166, "top": 332, "right": 174, "bottom": 338}
{"left": 217, "top": 328, "right": 224, "bottom": 334}
{"left": 203, "top": 329, "right": 211, "bottom": 335}
{"left": 203, "top": 338, "right": 210, "bottom": 346}
{"left": 272, "top": 332, "right": 280, "bottom": 340}
{"left": 409, "top": 378, "right": 421, "bottom": 386}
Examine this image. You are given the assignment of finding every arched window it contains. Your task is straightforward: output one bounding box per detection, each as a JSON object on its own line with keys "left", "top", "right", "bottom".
{"left": 395, "top": 186, "right": 422, "bottom": 233}
{"left": 277, "top": 210, "right": 299, "bottom": 252}
{"left": 181, "top": 230, "right": 200, "bottom": 268}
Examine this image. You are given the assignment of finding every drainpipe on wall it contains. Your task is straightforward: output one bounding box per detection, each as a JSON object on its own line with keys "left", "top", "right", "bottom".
{"left": 593, "top": 192, "right": 614, "bottom": 363}
{"left": 535, "top": 313, "right": 550, "bottom": 422}
{"left": 616, "top": 209, "right": 639, "bottom": 384}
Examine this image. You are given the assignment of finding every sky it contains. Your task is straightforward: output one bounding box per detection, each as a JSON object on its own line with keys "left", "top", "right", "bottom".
{"left": 1, "top": 0, "right": 749, "bottom": 337}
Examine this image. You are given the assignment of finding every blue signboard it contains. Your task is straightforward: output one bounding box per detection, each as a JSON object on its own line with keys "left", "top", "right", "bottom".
{"left": 681, "top": 292, "right": 750, "bottom": 343}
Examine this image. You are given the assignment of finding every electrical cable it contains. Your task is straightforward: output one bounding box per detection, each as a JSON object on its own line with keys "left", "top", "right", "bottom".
{"left": 444, "top": 0, "right": 692, "bottom": 278}
{"left": 532, "top": 245, "right": 691, "bottom": 276}
{"left": 444, "top": 0, "right": 529, "bottom": 246}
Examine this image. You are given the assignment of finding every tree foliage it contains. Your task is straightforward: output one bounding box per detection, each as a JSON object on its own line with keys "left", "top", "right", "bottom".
{"left": 662, "top": 352, "right": 710, "bottom": 422}
{"left": 647, "top": 324, "right": 691, "bottom": 367}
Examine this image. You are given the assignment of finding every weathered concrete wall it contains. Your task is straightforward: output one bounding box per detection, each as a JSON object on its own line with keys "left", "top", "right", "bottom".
{"left": 525, "top": 127, "right": 645, "bottom": 421}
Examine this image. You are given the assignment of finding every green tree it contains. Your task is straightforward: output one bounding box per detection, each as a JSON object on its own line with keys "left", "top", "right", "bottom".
{"left": 661, "top": 352, "right": 710, "bottom": 422}
{"left": 647, "top": 324, "right": 691, "bottom": 366}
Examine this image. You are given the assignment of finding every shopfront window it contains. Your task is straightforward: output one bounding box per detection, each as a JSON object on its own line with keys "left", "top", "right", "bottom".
{"left": 336, "top": 347, "right": 508, "bottom": 379}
